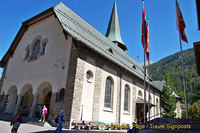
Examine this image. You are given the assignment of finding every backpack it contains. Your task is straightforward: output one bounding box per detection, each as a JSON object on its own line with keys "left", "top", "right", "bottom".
{"left": 44, "top": 109, "right": 48, "bottom": 115}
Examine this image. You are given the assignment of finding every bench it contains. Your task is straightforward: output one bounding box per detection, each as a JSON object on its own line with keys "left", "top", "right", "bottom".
{"left": 89, "top": 121, "right": 99, "bottom": 130}
{"left": 83, "top": 121, "right": 92, "bottom": 130}
{"left": 72, "top": 120, "right": 85, "bottom": 130}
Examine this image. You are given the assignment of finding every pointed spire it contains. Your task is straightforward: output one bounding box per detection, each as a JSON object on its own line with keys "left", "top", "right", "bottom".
{"left": 106, "top": 0, "right": 127, "bottom": 51}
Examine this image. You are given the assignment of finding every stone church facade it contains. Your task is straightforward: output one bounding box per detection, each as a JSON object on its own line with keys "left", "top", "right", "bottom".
{"left": 0, "top": 2, "right": 162, "bottom": 128}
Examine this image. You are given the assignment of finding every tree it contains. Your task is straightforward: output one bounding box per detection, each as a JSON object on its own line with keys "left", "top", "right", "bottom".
{"left": 161, "top": 75, "right": 176, "bottom": 118}
{"left": 182, "top": 100, "right": 200, "bottom": 118}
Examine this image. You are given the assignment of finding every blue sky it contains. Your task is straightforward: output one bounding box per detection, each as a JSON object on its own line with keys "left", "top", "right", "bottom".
{"left": 0, "top": 0, "right": 199, "bottom": 75}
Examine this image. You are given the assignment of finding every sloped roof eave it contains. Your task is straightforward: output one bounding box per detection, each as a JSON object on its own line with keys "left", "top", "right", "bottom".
{"left": 0, "top": 8, "right": 54, "bottom": 68}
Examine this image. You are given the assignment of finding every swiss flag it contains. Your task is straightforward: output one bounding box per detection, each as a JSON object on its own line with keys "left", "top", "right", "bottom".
{"left": 176, "top": 0, "right": 188, "bottom": 43}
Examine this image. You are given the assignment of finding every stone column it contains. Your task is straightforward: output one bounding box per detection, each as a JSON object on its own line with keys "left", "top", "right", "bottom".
{"left": 29, "top": 93, "right": 39, "bottom": 118}
{"left": 92, "top": 60, "right": 103, "bottom": 121}
{"left": 15, "top": 94, "right": 23, "bottom": 112}
{"left": 70, "top": 54, "right": 86, "bottom": 120}
{"left": 116, "top": 72, "right": 122, "bottom": 125}
{"left": 132, "top": 86, "right": 137, "bottom": 122}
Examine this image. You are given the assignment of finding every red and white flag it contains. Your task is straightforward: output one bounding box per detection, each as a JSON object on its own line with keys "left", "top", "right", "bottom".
{"left": 146, "top": 20, "right": 149, "bottom": 61}
{"left": 176, "top": 0, "right": 188, "bottom": 43}
{"left": 141, "top": 1, "right": 149, "bottom": 60}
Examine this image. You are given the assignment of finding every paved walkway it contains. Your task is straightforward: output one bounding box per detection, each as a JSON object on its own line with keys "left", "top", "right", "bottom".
{"left": 0, "top": 113, "right": 126, "bottom": 133}
{"left": 0, "top": 120, "right": 127, "bottom": 133}
{"left": 0, "top": 120, "right": 56, "bottom": 133}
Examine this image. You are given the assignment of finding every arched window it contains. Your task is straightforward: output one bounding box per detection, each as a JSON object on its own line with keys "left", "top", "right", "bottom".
{"left": 124, "top": 85, "right": 130, "bottom": 111}
{"left": 149, "top": 95, "right": 152, "bottom": 103}
{"left": 138, "top": 90, "right": 143, "bottom": 97}
{"left": 24, "top": 46, "right": 30, "bottom": 60}
{"left": 56, "top": 88, "right": 65, "bottom": 102}
{"left": 31, "top": 40, "right": 40, "bottom": 60}
{"left": 156, "top": 98, "right": 159, "bottom": 115}
{"left": 40, "top": 41, "right": 46, "bottom": 55}
{"left": 104, "top": 77, "right": 113, "bottom": 108}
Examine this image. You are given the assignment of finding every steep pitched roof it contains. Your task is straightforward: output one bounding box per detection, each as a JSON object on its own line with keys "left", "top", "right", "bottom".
{"left": 0, "top": 2, "right": 162, "bottom": 91}
{"left": 152, "top": 81, "right": 165, "bottom": 91}
{"left": 105, "top": 1, "right": 127, "bottom": 51}
{"left": 53, "top": 3, "right": 144, "bottom": 77}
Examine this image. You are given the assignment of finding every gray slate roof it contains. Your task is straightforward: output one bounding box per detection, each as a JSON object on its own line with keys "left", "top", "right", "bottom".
{"left": 53, "top": 3, "right": 162, "bottom": 91}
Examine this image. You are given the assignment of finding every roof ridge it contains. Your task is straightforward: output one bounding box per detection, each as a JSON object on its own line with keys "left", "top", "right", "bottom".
{"left": 54, "top": 7, "right": 142, "bottom": 70}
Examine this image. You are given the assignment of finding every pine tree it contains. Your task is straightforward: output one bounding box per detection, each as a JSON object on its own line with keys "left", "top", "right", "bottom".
{"left": 161, "top": 75, "right": 176, "bottom": 118}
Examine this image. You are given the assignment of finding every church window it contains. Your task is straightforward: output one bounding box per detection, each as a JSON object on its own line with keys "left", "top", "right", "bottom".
{"left": 40, "top": 41, "right": 46, "bottom": 55}
{"left": 31, "top": 40, "right": 40, "bottom": 60}
{"left": 86, "top": 71, "right": 93, "bottom": 83}
{"left": 104, "top": 77, "right": 113, "bottom": 108}
{"left": 24, "top": 46, "right": 30, "bottom": 60}
{"left": 124, "top": 85, "right": 130, "bottom": 111}
{"left": 56, "top": 88, "right": 65, "bottom": 102}
{"left": 138, "top": 90, "right": 143, "bottom": 97}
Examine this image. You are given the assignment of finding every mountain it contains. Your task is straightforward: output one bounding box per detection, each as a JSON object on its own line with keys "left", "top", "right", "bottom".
{"left": 148, "top": 48, "right": 200, "bottom": 104}
{"left": 139, "top": 61, "right": 154, "bottom": 67}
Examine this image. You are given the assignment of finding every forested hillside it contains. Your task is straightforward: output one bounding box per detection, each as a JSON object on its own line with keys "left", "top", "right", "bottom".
{"left": 148, "top": 48, "right": 200, "bottom": 104}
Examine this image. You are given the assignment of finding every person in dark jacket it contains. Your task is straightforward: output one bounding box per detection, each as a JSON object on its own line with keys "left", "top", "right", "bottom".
{"left": 55, "top": 109, "right": 64, "bottom": 133}
{"left": 10, "top": 109, "right": 22, "bottom": 133}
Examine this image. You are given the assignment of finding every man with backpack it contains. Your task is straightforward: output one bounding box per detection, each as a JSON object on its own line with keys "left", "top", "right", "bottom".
{"left": 55, "top": 109, "right": 64, "bottom": 133}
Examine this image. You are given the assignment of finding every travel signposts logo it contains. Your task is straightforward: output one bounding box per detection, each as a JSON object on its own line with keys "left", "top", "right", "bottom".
{"left": 98, "top": 122, "right": 106, "bottom": 131}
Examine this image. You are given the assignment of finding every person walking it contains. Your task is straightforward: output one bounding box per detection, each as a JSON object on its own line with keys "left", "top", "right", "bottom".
{"left": 55, "top": 109, "right": 64, "bottom": 133}
{"left": 10, "top": 109, "right": 22, "bottom": 133}
{"left": 39, "top": 105, "right": 47, "bottom": 122}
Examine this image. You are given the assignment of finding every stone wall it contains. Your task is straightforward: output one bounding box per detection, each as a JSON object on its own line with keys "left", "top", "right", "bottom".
{"left": 48, "top": 39, "right": 79, "bottom": 128}
{"left": 91, "top": 59, "right": 103, "bottom": 121}
{"left": 47, "top": 39, "right": 162, "bottom": 127}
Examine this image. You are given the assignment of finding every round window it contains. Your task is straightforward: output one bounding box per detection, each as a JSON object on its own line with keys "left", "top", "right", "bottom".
{"left": 86, "top": 71, "right": 93, "bottom": 83}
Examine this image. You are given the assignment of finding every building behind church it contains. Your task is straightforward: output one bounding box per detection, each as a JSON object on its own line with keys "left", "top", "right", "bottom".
{"left": 0, "top": 2, "right": 163, "bottom": 128}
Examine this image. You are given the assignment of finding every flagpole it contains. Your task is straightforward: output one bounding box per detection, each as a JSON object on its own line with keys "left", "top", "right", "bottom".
{"left": 176, "top": 0, "right": 188, "bottom": 118}
{"left": 178, "top": 32, "right": 188, "bottom": 118}
{"left": 143, "top": 35, "right": 146, "bottom": 123}
{"left": 147, "top": 18, "right": 150, "bottom": 122}
{"left": 142, "top": 0, "right": 147, "bottom": 123}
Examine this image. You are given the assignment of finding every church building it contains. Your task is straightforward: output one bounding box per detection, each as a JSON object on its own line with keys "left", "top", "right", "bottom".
{"left": 0, "top": 1, "right": 162, "bottom": 128}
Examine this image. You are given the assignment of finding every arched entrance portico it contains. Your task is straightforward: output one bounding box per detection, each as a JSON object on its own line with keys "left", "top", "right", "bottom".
{"left": 5, "top": 85, "right": 18, "bottom": 114}
{"left": 17, "top": 84, "right": 33, "bottom": 116}
{"left": 30, "top": 82, "right": 52, "bottom": 118}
